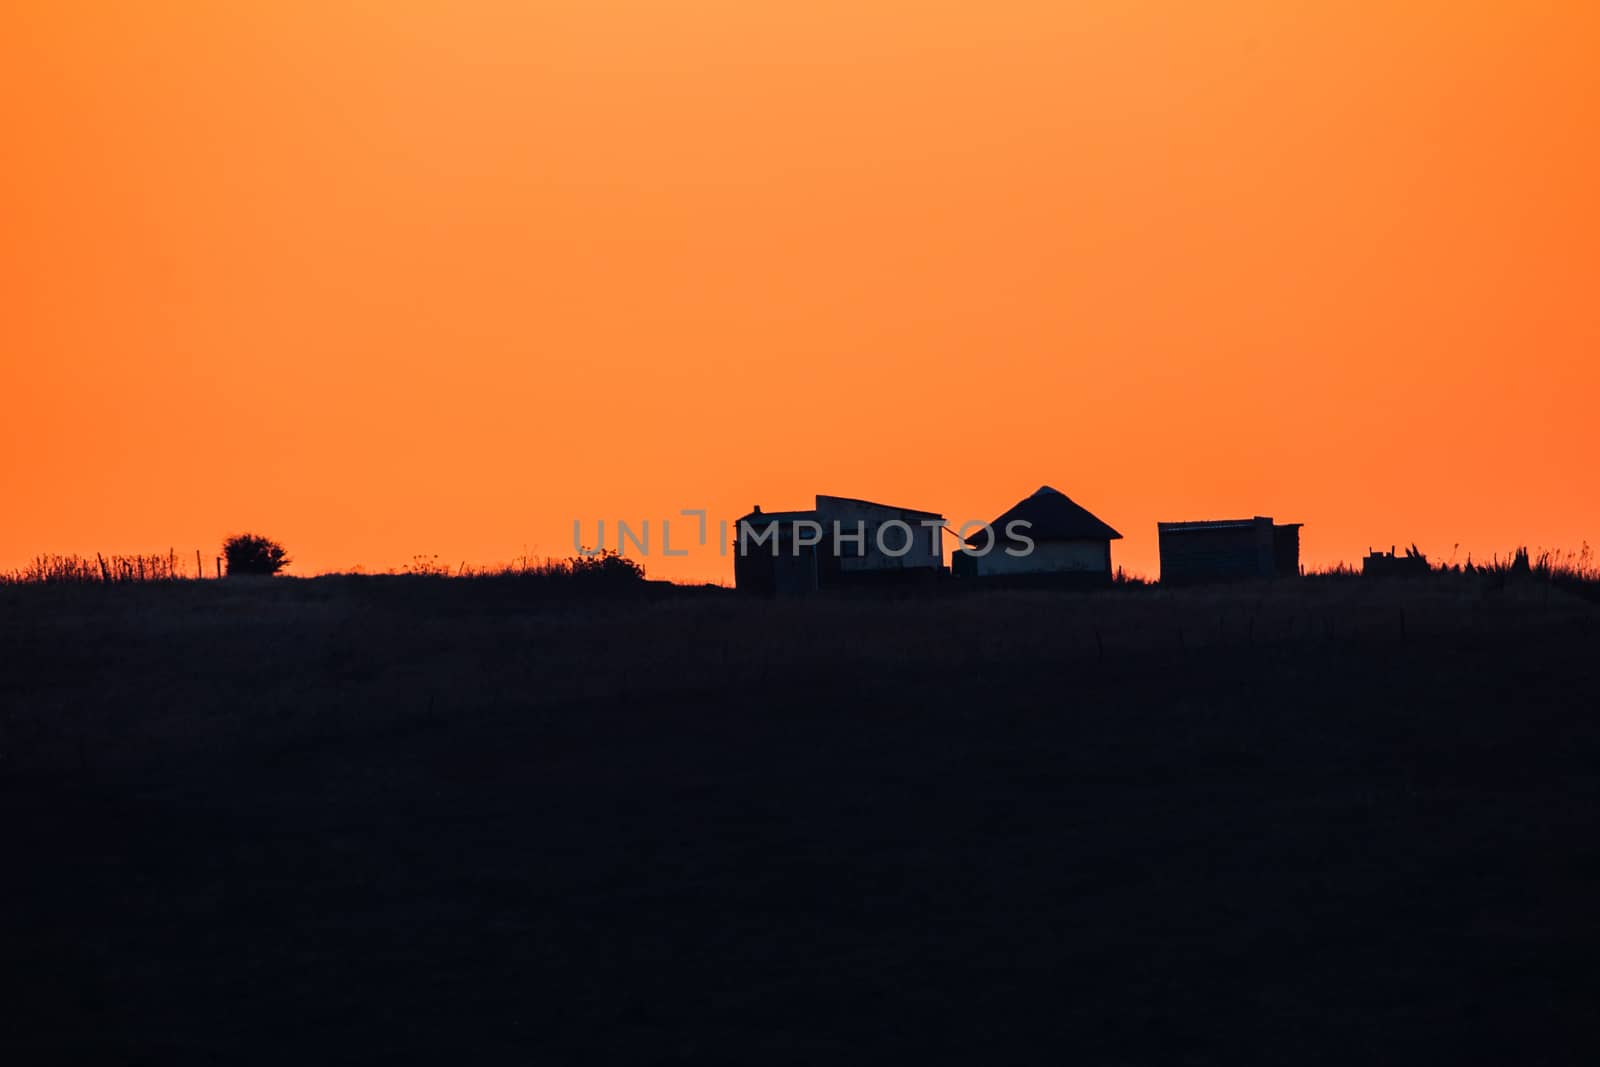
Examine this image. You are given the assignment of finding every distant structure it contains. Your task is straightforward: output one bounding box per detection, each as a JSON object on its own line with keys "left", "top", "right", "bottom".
{"left": 952, "top": 485, "right": 1121, "bottom": 585}
{"left": 734, "top": 494, "right": 945, "bottom": 595}
{"left": 1363, "top": 544, "right": 1430, "bottom": 577}
{"left": 1157, "top": 517, "right": 1301, "bottom": 584}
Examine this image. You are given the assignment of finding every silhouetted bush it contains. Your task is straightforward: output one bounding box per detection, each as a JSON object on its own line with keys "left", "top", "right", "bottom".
{"left": 223, "top": 533, "right": 290, "bottom": 577}
{"left": 403, "top": 554, "right": 455, "bottom": 577}
{"left": 568, "top": 549, "right": 646, "bottom": 584}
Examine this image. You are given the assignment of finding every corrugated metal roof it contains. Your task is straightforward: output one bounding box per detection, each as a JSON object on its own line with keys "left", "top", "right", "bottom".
{"left": 816, "top": 494, "right": 945, "bottom": 520}
{"left": 739, "top": 493, "right": 947, "bottom": 526}
{"left": 1158, "top": 517, "right": 1302, "bottom": 532}
{"left": 1158, "top": 518, "right": 1260, "bottom": 532}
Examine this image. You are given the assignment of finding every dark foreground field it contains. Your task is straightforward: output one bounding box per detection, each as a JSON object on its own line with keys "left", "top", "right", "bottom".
{"left": 3, "top": 576, "right": 1598, "bottom": 1063}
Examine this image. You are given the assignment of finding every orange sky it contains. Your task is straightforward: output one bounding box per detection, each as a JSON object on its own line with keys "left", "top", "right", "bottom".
{"left": 4, "top": 1, "right": 1597, "bottom": 582}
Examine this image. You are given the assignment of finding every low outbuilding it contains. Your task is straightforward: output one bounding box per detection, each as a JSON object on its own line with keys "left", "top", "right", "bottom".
{"left": 952, "top": 485, "right": 1122, "bottom": 585}
{"left": 1157, "top": 517, "right": 1301, "bottom": 584}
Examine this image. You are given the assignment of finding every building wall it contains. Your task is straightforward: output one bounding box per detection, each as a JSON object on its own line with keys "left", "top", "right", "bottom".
{"left": 973, "top": 539, "right": 1109, "bottom": 577}
{"left": 1159, "top": 518, "right": 1299, "bottom": 584}
{"left": 732, "top": 539, "right": 771, "bottom": 594}
{"left": 1272, "top": 524, "right": 1301, "bottom": 578}
{"left": 771, "top": 547, "right": 819, "bottom": 596}
{"left": 734, "top": 519, "right": 822, "bottom": 595}
{"left": 736, "top": 498, "right": 942, "bottom": 594}
{"left": 814, "top": 496, "right": 943, "bottom": 573}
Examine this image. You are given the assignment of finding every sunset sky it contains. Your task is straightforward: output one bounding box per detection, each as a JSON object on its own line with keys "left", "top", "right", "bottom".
{"left": 4, "top": 1, "right": 1597, "bottom": 582}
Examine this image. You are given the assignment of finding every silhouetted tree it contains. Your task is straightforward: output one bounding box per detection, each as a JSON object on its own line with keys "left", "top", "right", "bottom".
{"left": 223, "top": 533, "right": 290, "bottom": 577}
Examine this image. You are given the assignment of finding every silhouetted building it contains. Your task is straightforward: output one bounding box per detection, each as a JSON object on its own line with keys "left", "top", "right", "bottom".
{"left": 1158, "top": 517, "right": 1301, "bottom": 584}
{"left": 734, "top": 494, "right": 945, "bottom": 595}
{"left": 952, "top": 485, "right": 1121, "bottom": 585}
{"left": 1363, "top": 545, "right": 1430, "bottom": 577}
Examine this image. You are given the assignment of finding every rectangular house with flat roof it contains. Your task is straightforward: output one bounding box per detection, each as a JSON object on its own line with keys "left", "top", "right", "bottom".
{"left": 1157, "top": 517, "right": 1301, "bottom": 585}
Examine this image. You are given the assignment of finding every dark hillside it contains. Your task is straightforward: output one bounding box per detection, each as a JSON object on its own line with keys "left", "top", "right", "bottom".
{"left": 4, "top": 576, "right": 1598, "bottom": 1063}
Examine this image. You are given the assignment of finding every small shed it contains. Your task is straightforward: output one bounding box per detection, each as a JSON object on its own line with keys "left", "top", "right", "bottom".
{"left": 1363, "top": 545, "right": 1430, "bottom": 577}
{"left": 1157, "top": 517, "right": 1301, "bottom": 584}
